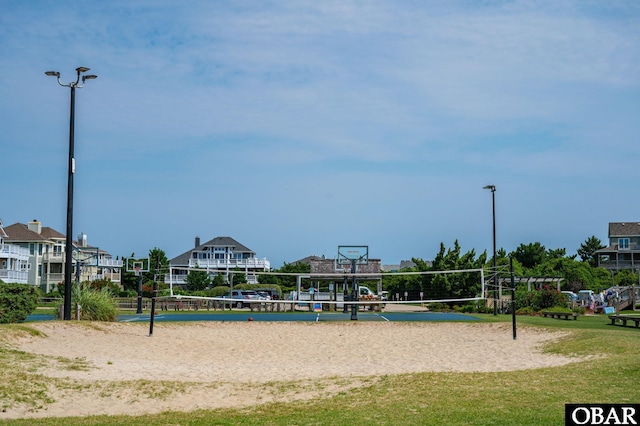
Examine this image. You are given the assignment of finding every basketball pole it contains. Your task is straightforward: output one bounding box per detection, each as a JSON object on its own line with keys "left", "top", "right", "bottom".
{"left": 343, "top": 276, "right": 348, "bottom": 314}
{"left": 350, "top": 259, "right": 358, "bottom": 320}
{"left": 136, "top": 271, "right": 143, "bottom": 314}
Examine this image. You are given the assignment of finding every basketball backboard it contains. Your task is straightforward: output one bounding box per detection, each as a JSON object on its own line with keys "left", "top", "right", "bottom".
{"left": 125, "top": 258, "right": 150, "bottom": 275}
{"left": 336, "top": 246, "right": 369, "bottom": 270}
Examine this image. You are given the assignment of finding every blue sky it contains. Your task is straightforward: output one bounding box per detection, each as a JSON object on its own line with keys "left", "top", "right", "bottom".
{"left": 1, "top": 1, "right": 639, "bottom": 268}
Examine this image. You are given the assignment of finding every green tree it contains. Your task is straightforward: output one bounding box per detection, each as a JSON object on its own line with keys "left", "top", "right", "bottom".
{"left": 120, "top": 253, "right": 138, "bottom": 292}
{"left": 262, "top": 262, "right": 311, "bottom": 290}
{"left": 614, "top": 269, "right": 638, "bottom": 287}
{"left": 230, "top": 269, "right": 247, "bottom": 285}
{"left": 383, "top": 266, "right": 422, "bottom": 300}
{"left": 578, "top": 236, "right": 606, "bottom": 267}
{"left": 185, "top": 270, "right": 211, "bottom": 291}
{"left": 421, "top": 240, "right": 487, "bottom": 301}
{"left": 593, "top": 267, "right": 613, "bottom": 290}
{"left": 547, "top": 248, "right": 567, "bottom": 260}
{"left": 145, "top": 248, "right": 169, "bottom": 283}
{"left": 212, "top": 274, "right": 226, "bottom": 287}
{"left": 511, "top": 242, "right": 547, "bottom": 269}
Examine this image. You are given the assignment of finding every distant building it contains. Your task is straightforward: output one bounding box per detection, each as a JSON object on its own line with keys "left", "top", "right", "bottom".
{"left": 596, "top": 222, "right": 640, "bottom": 272}
{"left": 381, "top": 260, "right": 419, "bottom": 272}
{"left": 0, "top": 220, "right": 29, "bottom": 284}
{"left": 3, "top": 220, "right": 121, "bottom": 292}
{"left": 168, "top": 236, "right": 271, "bottom": 285}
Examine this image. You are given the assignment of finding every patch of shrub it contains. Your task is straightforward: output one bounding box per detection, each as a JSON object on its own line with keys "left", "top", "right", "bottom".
{"left": 0, "top": 283, "right": 38, "bottom": 323}
{"left": 427, "top": 302, "right": 447, "bottom": 312}
{"left": 516, "top": 285, "right": 566, "bottom": 312}
{"left": 452, "top": 304, "right": 476, "bottom": 313}
{"left": 516, "top": 307, "right": 535, "bottom": 316}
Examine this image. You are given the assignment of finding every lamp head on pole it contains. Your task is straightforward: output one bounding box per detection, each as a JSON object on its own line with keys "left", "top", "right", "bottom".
{"left": 45, "top": 71, "right": 60, "bottom": 77}
{"left": 483, "top": 184, "right": 496, "bottom": 192}
{"left": 76, "top": 66, "right": 90, "bottom": 73}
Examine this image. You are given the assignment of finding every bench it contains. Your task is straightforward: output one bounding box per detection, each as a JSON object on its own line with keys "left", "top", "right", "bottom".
{"left": 608, "top": 315, "right": 640, "bottom": 328}
{"left": 542, "top": 311, "right": 577, "bottom": 320}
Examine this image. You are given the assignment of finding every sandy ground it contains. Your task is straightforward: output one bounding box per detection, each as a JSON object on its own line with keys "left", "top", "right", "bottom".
{"left": 0, "top": 320, "right": 579, "bottom": 419}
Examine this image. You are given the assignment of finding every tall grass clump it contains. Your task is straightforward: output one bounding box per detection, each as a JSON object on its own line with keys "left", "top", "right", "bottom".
{"left": 65, "top": 283, "right": 118, "bottom": 321}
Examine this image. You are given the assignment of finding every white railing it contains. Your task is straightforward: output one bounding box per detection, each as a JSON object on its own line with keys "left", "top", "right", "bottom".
{"left": 187, "top": 258, "right": 270, "bottom": 270}
{"left": 166, "top": 271, "right": 262, "bottom": 285}
{"left": 0, "top": 269, "right": 28, "bottom": 283}
{"left": 0, "top": 244, "right": 30, "bottom": 260}
{"left": 98, "top": 259, "right": 123, "bottom": 267}
{"left": 45, "top": 273, "right": 64, "bottom": 283}
{"left": 43, "top": 252, "right": 65, "bottom": 261}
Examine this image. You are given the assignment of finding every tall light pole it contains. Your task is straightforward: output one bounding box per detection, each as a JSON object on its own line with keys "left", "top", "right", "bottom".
{"left": 483, "top": 184, "right": 497, "bottom": 316}
{"left": 45, "top": 67, "right": 97, "bottom": 320}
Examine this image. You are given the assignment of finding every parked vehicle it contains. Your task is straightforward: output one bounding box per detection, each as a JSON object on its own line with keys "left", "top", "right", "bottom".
{"left": 223, "top": 290, "right": 260, "bottom": 308}
{"left": 577, "top": 290, "right": 594, "bottom": 306}
{"left": 561, "top": 291, "right": 578, "bottom": 302}
{"left": 256, "top": 291, "right": 271, "bottom": 300}
{"left": 358, "top": 286, "right": 377, "bottom": 298}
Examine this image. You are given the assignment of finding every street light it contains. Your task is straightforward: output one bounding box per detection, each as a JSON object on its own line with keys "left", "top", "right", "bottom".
{"left": 45, "top": 67, "right": 97, "bottom": 320}
{"left": 483, "top": 184, "right": 497, "bottom": 316}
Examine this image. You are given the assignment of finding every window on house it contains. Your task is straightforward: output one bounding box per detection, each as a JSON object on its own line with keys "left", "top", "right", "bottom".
{"left": 619, "top": 238, "right": 630, "bottom": 250}
{"left": 29, "top": 243, "right": 34, "bottom": 255}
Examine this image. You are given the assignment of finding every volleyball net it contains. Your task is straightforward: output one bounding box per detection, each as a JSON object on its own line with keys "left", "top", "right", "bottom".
{"left": 163, "top": 266, "right": 487, "bottom": 311}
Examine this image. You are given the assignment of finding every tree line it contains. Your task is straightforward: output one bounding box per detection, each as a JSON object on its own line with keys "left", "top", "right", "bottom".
{"left": 381, "top": 236, "right": 623, "bottom": 301}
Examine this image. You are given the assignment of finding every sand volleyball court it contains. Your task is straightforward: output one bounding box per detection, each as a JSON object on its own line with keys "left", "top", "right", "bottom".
{"left": 1, "top": 321, "right": 578, "bottom": 419}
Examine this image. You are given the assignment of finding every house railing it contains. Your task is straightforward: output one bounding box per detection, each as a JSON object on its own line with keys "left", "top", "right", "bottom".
{"left": 0, "top": 244, "right": 30, "bottom": 259}
{"left": 166, "top": 271, "right": 261, "bottom": 285}
{"left": 44, "top": 273, "right": 65, "bottom": 284}
{"left": 187, "top": 258, "right": 270, "bottom": 270}
{"left": 0, "top": 270, "right": 28, "bottom": 283}
{"left": 43, "top": 252, "right": 65, "bottom": 262}
{"left": 97, "top": 259, "right": 123, "bottom": 267}
{"left": 599, "top": 260, "right": 640, "bottom": 270}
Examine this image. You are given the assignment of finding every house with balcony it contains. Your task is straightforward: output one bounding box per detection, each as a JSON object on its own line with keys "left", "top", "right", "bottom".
{"left": 74, "top": 233, "right": 123, "bottom": 284}
{"left": 168, "top": 236, "right": 271, "bottom": 286}
{"left": 596, "top": 222, "right": 640, "bottom": 272}
{"left": 3, "top": 220, "right": 122, "bottom": 292}
{"left": 0, "top": 221, "right": 29, "bottom": 284}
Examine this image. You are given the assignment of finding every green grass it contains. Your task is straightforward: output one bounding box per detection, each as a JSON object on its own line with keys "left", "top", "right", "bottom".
{"left": 1, "top": 314, "right": 639, "bottom": 425}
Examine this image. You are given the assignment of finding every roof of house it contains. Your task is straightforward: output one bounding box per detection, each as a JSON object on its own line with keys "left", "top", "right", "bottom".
{"left": 609, "top": 222, "right": 640, "bottom": 237}
{"left": 3, "top": 222, "right": 65, "bottom": 242}
{"left": 170, "top": 236, "right": 255, "bottom": 265}
{"left": 292, "top": 255, "right": 326, "bottom": 264}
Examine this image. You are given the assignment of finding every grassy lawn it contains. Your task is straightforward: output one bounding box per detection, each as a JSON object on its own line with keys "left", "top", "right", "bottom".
{"left": 1, "top": 313, "right": 639, "bottom": 425}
